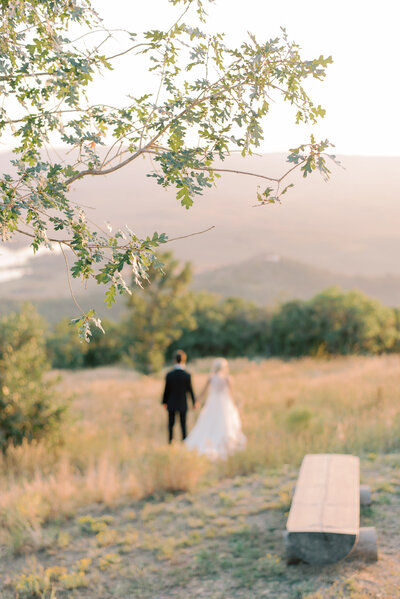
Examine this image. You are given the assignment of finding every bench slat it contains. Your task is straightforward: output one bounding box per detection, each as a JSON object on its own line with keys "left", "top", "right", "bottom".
{"left": 287, "top": 454, "right": 360, "bottom": 535}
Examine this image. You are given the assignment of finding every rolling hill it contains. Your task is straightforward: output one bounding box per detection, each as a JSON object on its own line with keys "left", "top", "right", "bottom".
{"left": 2, "top": 250, "right": 400, "bottom": 324}
{"left": 193, "top": 253, "right": 400, "bottom": 307}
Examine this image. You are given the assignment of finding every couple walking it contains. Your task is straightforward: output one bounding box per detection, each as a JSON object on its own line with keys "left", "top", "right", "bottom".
{"left": 162, "top": 350, "right": 246, "bottom": 460}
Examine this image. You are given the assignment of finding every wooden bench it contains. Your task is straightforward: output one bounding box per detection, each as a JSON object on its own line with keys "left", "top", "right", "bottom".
{"left": 284, "top": 454, "right": 378, "bottom": 565}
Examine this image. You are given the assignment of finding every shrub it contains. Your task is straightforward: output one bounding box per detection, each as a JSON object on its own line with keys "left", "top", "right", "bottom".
{"left": 270, "top": 287, "right": 398, "bottom": 357}
{"left": 47, "top": 318, "right": 122, "bottom": 369}
{"left": 0, "top": 305, "right": 66, "bottom": 454}
{"left": 46, "top": 319, "right": 85, "bottom": 369}
{"left": 169, "top": 293, "right": 271, "bottom": 360}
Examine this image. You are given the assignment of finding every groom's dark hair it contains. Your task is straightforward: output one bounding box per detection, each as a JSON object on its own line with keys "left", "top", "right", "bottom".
{"left": 174, "top": 349, "right": 187, "bottom": 364}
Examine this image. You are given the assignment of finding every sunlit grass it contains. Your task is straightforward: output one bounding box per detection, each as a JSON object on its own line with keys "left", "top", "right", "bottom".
{"left": 1, "top": 355, "right": 400, "bottom": 550}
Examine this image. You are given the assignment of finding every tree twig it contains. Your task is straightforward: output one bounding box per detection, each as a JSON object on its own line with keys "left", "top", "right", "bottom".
{"left": 167, "top": 225, "right": 215, "bottom": 243}
{"left": 59, "top": 243, "right": 86, "bottom": 317}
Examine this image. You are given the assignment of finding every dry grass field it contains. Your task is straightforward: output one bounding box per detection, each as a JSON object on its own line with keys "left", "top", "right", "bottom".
{"left": 1, "top": 355, "right": 400, "bottom": 597}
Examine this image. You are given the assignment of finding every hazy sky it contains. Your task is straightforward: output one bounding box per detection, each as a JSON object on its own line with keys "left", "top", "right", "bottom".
{"left": 88, "top": 0, "right": 400, "bottom": 157}
{"left": 1, "top": 1, "right": 399, "bottom": 284}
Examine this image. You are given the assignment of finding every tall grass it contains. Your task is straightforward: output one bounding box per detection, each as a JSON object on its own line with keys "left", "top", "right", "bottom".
{"left": 1, "top": 355, "right": 400, "bottom": 550}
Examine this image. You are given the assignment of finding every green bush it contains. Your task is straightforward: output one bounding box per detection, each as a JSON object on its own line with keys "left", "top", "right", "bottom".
{"left": 271, "top": 287, "right": 398, "bottom": 357}
{"left": 0, "top": 305, "right": 66, "bottom": 454}
{"left": 47, "top": 283, "right": 400, "bottom": 371}
{"left": 169, "top": 293, "right": 271, "bottom": 360}
{"left": 47, "top": 319, "right": 85, "bottom": 369}
{"left": 47, "top": 319, "right": 122, "bottom": 369}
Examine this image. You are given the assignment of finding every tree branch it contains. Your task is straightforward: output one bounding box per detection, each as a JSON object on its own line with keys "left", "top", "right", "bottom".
{"left": 65, "top": 144, "right": 150, "bottom": 185}
{"left": 16, "top": 228, "right": 71, "bottom": 246}
{"left": 157, "top": 160, "right": 280, "bottom": 184}
{"left": 167, "top": 225, "right": 215, "bottom": 243}
{"left": 106, "top": 43, "right": 152, "bottom": 61}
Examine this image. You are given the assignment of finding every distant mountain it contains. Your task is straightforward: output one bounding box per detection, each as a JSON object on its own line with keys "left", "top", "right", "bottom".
{"left": 2, "top": 251, "right": 400, "bottom": 325}
{"left": 193, "top": 254, "right": 400, "bottom": 307}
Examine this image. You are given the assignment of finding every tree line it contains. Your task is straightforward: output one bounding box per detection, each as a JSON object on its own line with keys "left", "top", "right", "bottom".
{"left": 46, "top": 252, "right": 400, "bottom": 372}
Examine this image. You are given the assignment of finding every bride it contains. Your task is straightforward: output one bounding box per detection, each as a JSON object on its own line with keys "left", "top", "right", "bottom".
{"left": 185, "top": 358, "right": 246, "bottom": 459}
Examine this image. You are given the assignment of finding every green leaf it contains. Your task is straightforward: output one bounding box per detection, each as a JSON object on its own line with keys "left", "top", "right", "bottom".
{"left": 105, "top": 285, "right": 116, "bottom": 308}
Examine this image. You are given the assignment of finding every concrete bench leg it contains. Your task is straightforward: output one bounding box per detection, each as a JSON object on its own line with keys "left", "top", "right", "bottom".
{"left": 360, "top": 485, "right": 372, "bottom": 506}
{"left": 351, "top": 527, "right": 378, "bottom": 561}
{"left": 283, "top": 531, "right": 301, "bottom": 565}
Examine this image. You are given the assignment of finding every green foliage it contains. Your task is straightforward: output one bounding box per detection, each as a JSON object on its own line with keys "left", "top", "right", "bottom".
{"left": 270, "top": 287, "right": 398, "bottom": 357}
{"left": 0, "top": 0, "right": 333, "bottom": 336}
{"left": 0, "top": 305, "right": 66, "bottom": 454}
{"left": 170, "top": 292, "right": 271, "bottom": 359}
{"left": 82, "top": 319, "right": 122, "bottom": 367}
{"left": 41, "top": 278, "right": 400, "bottom": 369}
{"left": 391, "top": 308, "right": 400, "bottom": 353}
{"left": 123, "top": 252, "right": 196, "bottom": 373}
{"left": 47, "top": 320, "right": 85, "bottom": 369}
{"left": 45, "top": 283, "right": 400, "bottom": 369}
{"left": 47, "top": 318, "right": 122, "bottom": 369}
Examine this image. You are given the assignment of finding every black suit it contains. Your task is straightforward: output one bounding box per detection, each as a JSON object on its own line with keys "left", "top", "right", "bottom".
{"left": 162, "top": 367, "right": 196, "bottom": 442}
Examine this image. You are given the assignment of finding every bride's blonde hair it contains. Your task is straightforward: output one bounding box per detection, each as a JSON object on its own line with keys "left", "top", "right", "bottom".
{"left": 211, "top": 357, "right": 229, "bottom": 376}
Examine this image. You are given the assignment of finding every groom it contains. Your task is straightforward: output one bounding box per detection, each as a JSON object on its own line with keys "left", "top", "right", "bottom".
{"left": 162, "top": 349, "right": 197, "bottom": 443}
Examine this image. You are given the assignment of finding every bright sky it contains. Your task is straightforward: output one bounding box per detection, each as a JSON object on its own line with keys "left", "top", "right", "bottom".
{"left": 89, "top": 0, "right": 400, "bottom": 157}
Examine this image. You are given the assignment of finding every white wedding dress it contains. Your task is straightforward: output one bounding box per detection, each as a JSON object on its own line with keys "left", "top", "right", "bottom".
{"left": 185, "top": 374, "right": 246, "bottom": 459}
